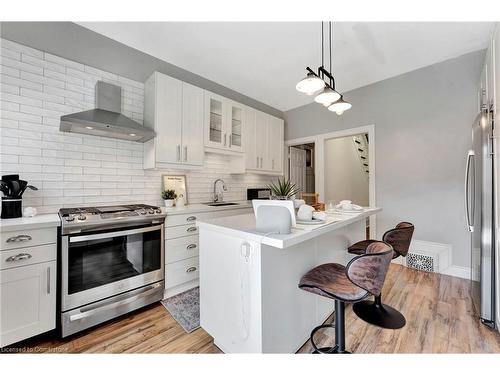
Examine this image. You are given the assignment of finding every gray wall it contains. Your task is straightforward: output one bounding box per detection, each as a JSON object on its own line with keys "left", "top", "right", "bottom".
{"left": 284, "top": 50, "right": 485, "bottom": 268}
{"left": 0, "top": 22, "right": 283, "bottom": 118}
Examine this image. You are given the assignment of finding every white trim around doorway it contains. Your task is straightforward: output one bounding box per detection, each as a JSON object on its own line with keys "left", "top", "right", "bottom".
{"left": 285, "top": 124, "right": 376, "bottom": 238}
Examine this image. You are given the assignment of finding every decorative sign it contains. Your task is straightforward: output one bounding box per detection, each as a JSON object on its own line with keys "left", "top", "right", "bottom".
{"left": 162, "top": 175, "right": 188, "bottom": 205}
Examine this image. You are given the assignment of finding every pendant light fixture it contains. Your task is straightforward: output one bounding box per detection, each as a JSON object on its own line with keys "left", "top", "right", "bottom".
{"left": 328, "top": 95, "right": 352, "bottom": 115}
{"left": 296, "top": 22, "right": 351, "bottom": 115}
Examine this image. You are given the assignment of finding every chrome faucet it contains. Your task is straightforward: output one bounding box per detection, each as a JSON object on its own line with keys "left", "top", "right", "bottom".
{"left": 213, "top": 179, "right": 227, "bottom": 202}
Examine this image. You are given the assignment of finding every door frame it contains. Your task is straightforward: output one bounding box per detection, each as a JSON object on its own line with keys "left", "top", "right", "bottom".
{"left": 285, "top": 124, "right": 376, "bottom": 238}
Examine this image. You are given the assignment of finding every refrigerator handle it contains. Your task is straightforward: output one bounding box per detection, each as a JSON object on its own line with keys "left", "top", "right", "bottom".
{"left": 464, "top": 150, "right": 475, "bottom": 232}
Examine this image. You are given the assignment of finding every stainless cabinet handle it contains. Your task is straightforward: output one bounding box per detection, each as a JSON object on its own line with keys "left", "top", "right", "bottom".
{"left": 6, "top": 234, "right": 32, "bottom": 243}
{"left": 6, "top": 253, "right": 32, "bottom": 262}
{"left": 224, "top": 133, "right": 227, "bottom": 146}
{"left": 186, "top": 266, "right": 197, "bottom": 273}
{"left": 256, "top": 156, "right": 259, "bottom": 168}
{"left": 260, "top": 157, "right": 263, "bottom": 168}
{"left": 272, "top": 159, "right": 275, "bottom": 170}
{"left": 186, "top": 244, "right": 197, "bottom": 250}
{"left": 186, "top": 216, "right": 196, "bottom": 222}
{"left": 176, "top": 145, "right": 181, "bottom": 161}
{"left": 187, "top": 227, "right": 197, "bottom": 232}
{"left": 47, "top": 267, "right": 51, "bottom": 294}
{"left": 184, "top": 146, "right": 188, "bottom": 162}
{"left": 229, "top": 134, "right": 232, "bottom": 147}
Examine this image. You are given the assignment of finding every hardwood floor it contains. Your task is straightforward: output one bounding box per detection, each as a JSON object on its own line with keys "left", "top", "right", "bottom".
{"left": 13, "top": 264, "right": 500, "bottom": 354}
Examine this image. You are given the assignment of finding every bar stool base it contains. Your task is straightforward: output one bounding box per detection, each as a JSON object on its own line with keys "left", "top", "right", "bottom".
{"left": 352, "top": 299, "right": 406, "bottom": 329}
{"left": 312, "top": 345, "right": 351, "bottom": 354}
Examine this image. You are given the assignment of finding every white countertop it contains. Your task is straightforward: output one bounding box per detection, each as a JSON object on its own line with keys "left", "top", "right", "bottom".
{"left": 0, "top": 214, "right": 61, "bottom": 231}
{"left": 197, "top": 207, "right": 381, "bottom": 249}
{"left": 165, "top": 200, "right": 253, "bottom": 215}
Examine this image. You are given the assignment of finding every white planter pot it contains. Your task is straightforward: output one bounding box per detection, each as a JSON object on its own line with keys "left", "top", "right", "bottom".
{"left": 164, "top": 199, "right": 175, "bottom": 207}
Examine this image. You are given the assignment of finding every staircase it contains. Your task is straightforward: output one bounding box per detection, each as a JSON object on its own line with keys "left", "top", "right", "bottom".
{"left": 352, "top": 134, "right": 369, "bottom": 177}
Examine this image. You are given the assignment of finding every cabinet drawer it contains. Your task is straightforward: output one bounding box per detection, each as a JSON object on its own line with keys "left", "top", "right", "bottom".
{"left": 1, "top": 228, "right": 56, "bottom": 251}
{"left": 165, "top": 213, "right": 201, "bottom": 227}
{"left": 165, "top": 207, "right": 252, "bottom": 228}
{"left": 166, "top": 235, "right": 199, "bottom": 264}
{"left": 166, "top": 224, "right": 198, "bottom": 239}
{"left": 1, "top": 244, "right": 56, "bottom": 271}
{"left": 165, "top": 257, "right": 199, "bottom": 289}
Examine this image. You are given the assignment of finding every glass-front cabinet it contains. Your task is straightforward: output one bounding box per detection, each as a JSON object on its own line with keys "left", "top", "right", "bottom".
{"left": 204, "top": 91, "right": 244, "bottom": 152}
{"left": 228, "top": 103, "right": 243, "bottom": 152}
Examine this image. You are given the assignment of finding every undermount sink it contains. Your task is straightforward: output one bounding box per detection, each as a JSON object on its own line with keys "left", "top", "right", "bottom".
{"left": 203, "top": 202, "right": 240, "bottom": 207}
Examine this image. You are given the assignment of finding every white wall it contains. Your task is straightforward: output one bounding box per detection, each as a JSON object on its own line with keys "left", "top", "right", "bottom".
{"left": 0, "top": 38, "right": 273, "bottom": 213}
{"left": 284, "top": 50, "right": 485, "bottom": 268}
{"left": 324, "top": 136, "right": 369, "bottom": 206}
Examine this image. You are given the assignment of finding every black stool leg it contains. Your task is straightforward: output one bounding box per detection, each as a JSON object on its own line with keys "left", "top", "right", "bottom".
{"left": 335, "top": 300, "right": 346, "bottom": 352}
{"left": 310, "top": 300, "right": 351, "bottom": 354}
{"left": 352, "top": 294, "right": 406, "bottom": 329}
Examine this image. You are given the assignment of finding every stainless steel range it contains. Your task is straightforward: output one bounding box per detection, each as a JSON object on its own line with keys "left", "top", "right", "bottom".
{"left": 59, "top": 204, "right": 165, "bottom": 337}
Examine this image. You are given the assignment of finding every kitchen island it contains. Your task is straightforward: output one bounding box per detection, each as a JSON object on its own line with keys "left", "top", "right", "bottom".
{"left": 197, "top": 207, "right": 381, "bottom": 353}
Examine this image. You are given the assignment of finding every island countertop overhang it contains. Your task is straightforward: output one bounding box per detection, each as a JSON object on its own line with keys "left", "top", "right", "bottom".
{"left": 196, "top": 207, "right": 381, "bottom": 249}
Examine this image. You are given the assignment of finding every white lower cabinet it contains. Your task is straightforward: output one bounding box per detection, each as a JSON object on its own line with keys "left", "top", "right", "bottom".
{"left": 164, "top": 207, "right": 252, "bottom": 298}
{"left": 0, "top": 223, "right": 58, "bottom": 348}
{"left": 0, "top": 260, "right": 56, "bottom": 347}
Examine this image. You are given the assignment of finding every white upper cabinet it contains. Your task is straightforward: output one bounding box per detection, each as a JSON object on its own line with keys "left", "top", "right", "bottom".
{"left": 143, "top": 72, "right": 283, "bottom": 172}
{"left": 144, "top": 72, "right": 204, "bottom": 169}
{"left": 244, "top": 107, "right": 284, "bottom": 175}
{"left": 182, "top": 82, "right": 205, "bottom": 166}
{"left": 204, "top": 91, "right": 245, "bottom": 153}
{"left": 268, "top": 116, "right": 284, "bottom": 173}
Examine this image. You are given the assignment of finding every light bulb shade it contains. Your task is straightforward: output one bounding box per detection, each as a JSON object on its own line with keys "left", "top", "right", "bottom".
{"left": 328, "top": 97, "right": 352, "bottom": 114}
{"left": 296, "top": 73, "right": 325, "bottom": 95}
{"left": 314, "top": 86, "right": 341, "bottom": 104}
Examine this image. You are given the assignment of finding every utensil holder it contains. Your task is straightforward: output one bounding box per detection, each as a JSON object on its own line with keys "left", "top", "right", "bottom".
{"left": 1, "top": 198, "right": 22, "bottom": 219}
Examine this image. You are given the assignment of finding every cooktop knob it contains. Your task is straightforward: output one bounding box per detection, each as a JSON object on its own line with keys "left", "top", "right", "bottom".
{"left": 77, "top": 215, "right": 87, "bottom": 221}
{"left": 140, "top": 210, "right": 147, "bottom": 215}
{"left": 66, "top": 216, "right": 75, "bottom": 222}
{"left": 155, "top": 209, "right": 161, "bottom": 213}
{"left": 148, "top": 209, "right": 154, "bottom": 214}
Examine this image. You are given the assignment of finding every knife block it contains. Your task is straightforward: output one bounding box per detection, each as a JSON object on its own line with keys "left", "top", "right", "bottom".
{"left": 1, "top": 198, "right": 22, "bottom": 219}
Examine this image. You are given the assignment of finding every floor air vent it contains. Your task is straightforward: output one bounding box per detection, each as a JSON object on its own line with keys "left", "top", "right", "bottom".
{"left": 405, "top": 252, "right": 436, "bottom": 272}
{"left": 402, "top": 240, "right": 451, "bottom": 273}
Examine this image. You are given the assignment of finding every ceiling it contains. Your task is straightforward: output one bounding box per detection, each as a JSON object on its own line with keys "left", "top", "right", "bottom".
{"left": 79, "top": 22, "right": 495, "bottom": 112}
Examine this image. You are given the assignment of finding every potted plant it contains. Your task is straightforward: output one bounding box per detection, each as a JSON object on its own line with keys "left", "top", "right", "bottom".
{"left": 268, "top": 178, "right": 300, "bottom": 200}
{"left": 162, "top": 189, "right": 177, "bottom": 207}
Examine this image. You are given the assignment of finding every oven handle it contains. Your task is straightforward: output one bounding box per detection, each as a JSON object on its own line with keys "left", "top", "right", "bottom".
{"left": 69, "top": 224, "right": 164, "bottom": 243}
{"left": 68, "top": 282, "right": 163, "bottom": 322}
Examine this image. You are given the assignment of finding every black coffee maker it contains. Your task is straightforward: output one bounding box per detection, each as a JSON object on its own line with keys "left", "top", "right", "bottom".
{"left": 0, "top": 175, "right": 38, "bottom": 219}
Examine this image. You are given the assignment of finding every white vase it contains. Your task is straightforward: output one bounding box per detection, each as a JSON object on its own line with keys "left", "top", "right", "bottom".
{"left": 164, "top": 199, "right": 175, "bottom": 207}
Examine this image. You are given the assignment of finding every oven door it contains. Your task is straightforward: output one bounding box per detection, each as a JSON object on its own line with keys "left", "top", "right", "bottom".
{"left": 61, "top": 224, "right": 164, "bottom": 312}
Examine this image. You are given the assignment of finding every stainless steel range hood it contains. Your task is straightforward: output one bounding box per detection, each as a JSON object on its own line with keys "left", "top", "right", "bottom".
{"left": 60, "top": 81, "right": 155, "bottom": 142}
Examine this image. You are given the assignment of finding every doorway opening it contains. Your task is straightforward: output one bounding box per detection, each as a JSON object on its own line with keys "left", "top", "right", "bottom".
{"left": 288, "top": 143, "right": 315, "bottom": 195}
{"left": 324, "top": 133, "right": 369, "bottom": 206}
{"left": 285, "top": 124, "right": 376, "bottom": 238}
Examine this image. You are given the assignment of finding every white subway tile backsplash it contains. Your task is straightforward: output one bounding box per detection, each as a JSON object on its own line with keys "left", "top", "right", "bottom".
{"left": 1, "top": 74, "right": 43, "bottom": 91}
{"left": 1, "top": 38, "right": 274, "bottom": 213}
{"left": 1, "top": 39, "right": 43, "bottom": 58}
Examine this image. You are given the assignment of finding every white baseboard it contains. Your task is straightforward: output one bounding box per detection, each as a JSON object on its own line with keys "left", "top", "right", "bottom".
{"left": 440, "top": 265, "right": 471, "bottom": 280}
{"left": 396, "top": 239, "right": 471, "bottom": 280}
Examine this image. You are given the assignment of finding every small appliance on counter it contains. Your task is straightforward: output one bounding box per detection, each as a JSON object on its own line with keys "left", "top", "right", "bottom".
{"left": 247, "top": 188, "right": 271, "bottom": 200}
{"left": 0, "top": 174, "right": 38, "bottom": 219}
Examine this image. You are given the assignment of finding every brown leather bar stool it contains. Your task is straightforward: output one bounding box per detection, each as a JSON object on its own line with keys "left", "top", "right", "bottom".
{"left": 348, "top": 222, "right": 414, "bottom": 329}
{"left": 298, "top": 241, "right": 393, "bottom": 353}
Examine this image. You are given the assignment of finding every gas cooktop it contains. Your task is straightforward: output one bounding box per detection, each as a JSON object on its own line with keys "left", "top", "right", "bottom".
{"left": 59, "top": 204, "right": 165, "bottom": 234}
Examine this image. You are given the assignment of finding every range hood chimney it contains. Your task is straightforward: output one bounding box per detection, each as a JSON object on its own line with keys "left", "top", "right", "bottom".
{"left": 60, "top": 81, "right": 155, "bottom": 142}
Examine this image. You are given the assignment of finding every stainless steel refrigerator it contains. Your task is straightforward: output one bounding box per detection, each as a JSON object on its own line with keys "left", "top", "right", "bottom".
{"left": 465, "top": 107, "right": 496, "bottom": 328}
